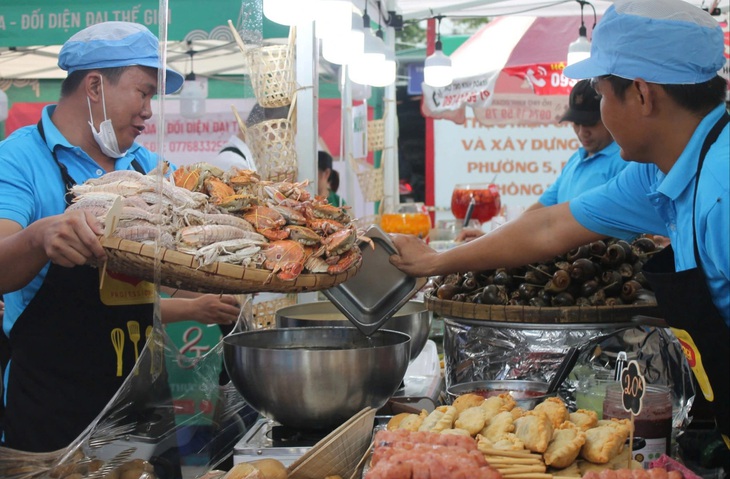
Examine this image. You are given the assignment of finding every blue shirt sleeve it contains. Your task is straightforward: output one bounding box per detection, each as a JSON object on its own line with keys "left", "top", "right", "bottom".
{"left": 570, "top": 162, "right": 668, "bottom": 239}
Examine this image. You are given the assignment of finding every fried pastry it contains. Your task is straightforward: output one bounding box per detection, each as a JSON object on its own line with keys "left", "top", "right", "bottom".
{"left": 544, "top": 421, "right": 587, "bottom": 469}
{"left": 534, "top": 397, "right": 569, "bottom": 429}
{"left": 476, "top": 432, "right": 526, "bottom": 452}
{"left": 481, "top": 411, "right": 515, "bottom": 442}
{"left": 569, "top": 408, "right": 599, "bottom": 431}
{"left": 580, "top": 423, "right": 630, "bottom": 464}
{"left": 452, "top": 393, "right": 485, "bottom": 413}
{"left": 419, "top": 405, "right": 457, "bottom": 433}
{"left": 455, "top": 406, "right": 487, "bottom": 436}
{"left": 481, "top": 393, "right": 516, "bottom": 421}
{"left": 387, "top": 411, "right": 427, "bottom": 431}
{"left": 510, "top": 406, "right": 527, "bottom": 420}
{"left": 514, "top": 410, "right": 554, "bottom": 453}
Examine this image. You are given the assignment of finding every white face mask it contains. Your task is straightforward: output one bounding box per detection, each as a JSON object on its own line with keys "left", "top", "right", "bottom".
{"left": 87, "top": 75, "right": 127, "bottom": 159}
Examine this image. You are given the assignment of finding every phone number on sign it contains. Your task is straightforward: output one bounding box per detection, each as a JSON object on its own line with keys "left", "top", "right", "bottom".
{"left": 141, "top": 141, "right": 227, "bottom": 153}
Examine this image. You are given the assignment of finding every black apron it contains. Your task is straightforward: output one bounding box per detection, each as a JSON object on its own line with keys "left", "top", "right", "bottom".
{"left": 643, "top": 112, "right": 730, "bottom": 447}
{"left": 3, "top": 122, "right": 153, "bottom": 452}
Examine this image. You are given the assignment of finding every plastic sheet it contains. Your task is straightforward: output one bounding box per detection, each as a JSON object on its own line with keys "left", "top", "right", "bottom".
{"left": 442, "top": 315, "right": 694, "bottom": 433}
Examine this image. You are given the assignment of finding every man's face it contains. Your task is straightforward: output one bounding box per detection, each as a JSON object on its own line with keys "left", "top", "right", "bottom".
{"left": 103, "top": 66, "right": 158, "bottom": 152}
{"left": 590, "top": 76, "right": 645, "bottom": 163}
{"left": 571, "top": 119, "right": 614, "bottom": 155}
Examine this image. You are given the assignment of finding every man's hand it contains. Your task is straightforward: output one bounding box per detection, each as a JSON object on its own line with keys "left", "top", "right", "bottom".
{"left": 388, "top": 234, "right": 439, "bottom": 278}
{"left": 42, "top": 210, "right": 106, "bottom": 267}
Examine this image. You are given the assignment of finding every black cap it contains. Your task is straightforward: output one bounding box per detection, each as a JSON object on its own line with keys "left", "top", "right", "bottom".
{"left": 560, "top": 79, "right": 601, "bottom": 126}
{"left": 318, "top": 151, "right": 333, "bottom": 171}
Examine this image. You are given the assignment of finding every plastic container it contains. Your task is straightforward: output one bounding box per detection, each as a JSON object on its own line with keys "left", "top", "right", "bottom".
{"left": 575, "top": 376, "right": 614, "bottom": 419}
{"left": 603, "top": 383, "right": 672, "bottom": 467}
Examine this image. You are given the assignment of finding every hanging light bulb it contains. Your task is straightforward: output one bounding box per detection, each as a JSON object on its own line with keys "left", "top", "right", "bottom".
{"left": 349, "top": 7, "right": 385, "bottom": 85}
{"left": 180, "top": 45, "right": 206, "bottom": 119}
{"left": 316, "top": 0, "right": 352, "bottom": 40}
{"left": 369, "top": 27, "right": 396, "bottom": 87}
{"left": 423, "top": 16, "right": 453, "bottom": 87}
{"left": 567, "top": 0, "right": 593, "bottom": 66}
{"left": 322, "top": 11, "right": 364, "bottom": 65}
{"left": 263, "top": 0, "right": 316, "bottom": 26}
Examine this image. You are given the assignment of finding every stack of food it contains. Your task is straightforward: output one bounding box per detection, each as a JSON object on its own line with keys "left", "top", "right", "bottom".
{"left": 385, "top": 393, "right": 646, "bottom": 476}
{"left": 427, "top": 237, "right": 661, "bottom": 308}
{"left": 68, "top": 163, "right": 364, "bottom": 283}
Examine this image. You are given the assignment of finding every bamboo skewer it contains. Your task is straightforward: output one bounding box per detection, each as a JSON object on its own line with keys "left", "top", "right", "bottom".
{"left": 480, "top": 447, "right": 541, "bottom": 458}
{"left": 487, "top": 457, "right": 545, "bottom": 465}
{"left": 227, "top": 19, "right": 247, "bottom": 55}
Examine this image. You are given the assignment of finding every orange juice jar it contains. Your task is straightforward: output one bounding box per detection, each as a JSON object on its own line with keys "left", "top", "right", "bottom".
{"left": 380, "top": 203, "right": 431, "bottom": 238}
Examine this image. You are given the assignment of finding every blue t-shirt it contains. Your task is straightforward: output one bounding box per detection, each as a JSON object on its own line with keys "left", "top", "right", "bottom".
{"left": 570, "top": 105, "right": 730, "bottom": 327}
{"left": 0, "top": 105, "right": 163, "bottom": 336}
{"left": 540, "top": 141, "right": 627, "bottom": 206}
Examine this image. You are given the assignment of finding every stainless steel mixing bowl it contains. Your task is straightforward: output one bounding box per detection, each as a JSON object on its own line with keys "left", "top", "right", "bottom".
{"left": 275, "top": 301, "right": 432, "bottom": 361}
{"left": 223, "top": 327, "right": 411, "bottom": 430}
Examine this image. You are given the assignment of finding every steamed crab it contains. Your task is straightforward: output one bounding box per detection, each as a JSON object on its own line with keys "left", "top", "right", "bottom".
{"left": 263, "top": 240, "right": 306, "bottom": 281}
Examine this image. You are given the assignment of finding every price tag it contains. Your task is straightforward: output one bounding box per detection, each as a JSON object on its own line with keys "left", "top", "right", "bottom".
{"left": 620, "top": 360, "right": 646, "bottom": 415}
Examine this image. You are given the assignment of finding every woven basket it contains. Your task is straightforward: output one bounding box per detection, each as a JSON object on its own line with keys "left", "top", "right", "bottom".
{"left": 98, "top": 237, "right": 360, "bottom": 295}
{"left": 252, "top": 294, "right": 297, "bottom": 329}
{"left": 367, "top": 118, "right": 385, "bottom": 152}
{"left": 246, "top": 44, "right": 295, "bottom": 108}
{"left": 288, "top": 407, "right": 376, "bottom": 479}
{"left": 350, "top": 157, "right": 384, "bottom": 203}
{"left": 246, "top": 116, "right": 297, "bottom": 182}
{"left": 425, "top": 291, "right": 660, "bottom": 324}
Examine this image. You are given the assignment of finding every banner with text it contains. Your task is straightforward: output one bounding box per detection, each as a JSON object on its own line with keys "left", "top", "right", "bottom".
{"left": 434, "top": 114, "right": 579, "bottom": 224}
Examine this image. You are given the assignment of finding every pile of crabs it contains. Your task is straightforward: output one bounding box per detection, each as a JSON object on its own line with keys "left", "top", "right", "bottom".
{"left": 69, "top": 162, "right": 365, "bottom": 280}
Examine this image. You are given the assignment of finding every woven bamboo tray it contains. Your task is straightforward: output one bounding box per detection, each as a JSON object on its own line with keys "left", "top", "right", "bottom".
{"left": 98, "top": 237, "right": 361, "bottom": 294}
{"left": 424, "top": 291, "right": 660, "bottom": 324}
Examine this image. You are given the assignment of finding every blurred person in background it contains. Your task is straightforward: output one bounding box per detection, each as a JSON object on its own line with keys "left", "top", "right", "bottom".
{"left": 458, "top": 79, "right": 627, "bottom": 241}
{"left": 318, "top": 150, "right": 345, "bottom": 206}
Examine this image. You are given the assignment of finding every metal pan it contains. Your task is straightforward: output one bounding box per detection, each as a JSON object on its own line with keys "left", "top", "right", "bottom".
{"left": 323, "top": 224, "right": 427, "bottom": 336}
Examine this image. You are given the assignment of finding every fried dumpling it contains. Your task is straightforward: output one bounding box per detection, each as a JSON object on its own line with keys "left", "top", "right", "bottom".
{"left": 419, "top": 405, "right": 457, "bottom": 433}
{"left": 580, "top": 422, "right": 630, "bottom": 464}
{"left": 569, "top": 409, "right": 599, "bottom": 431}
{"left": 387, "top": 410, "right": 427, "bottom": 431}
{"left": 452, "top": 393, "right": 485, "bottom": 413}
{"left": 534, "top": 397, "right": 569, "bottom": 429}
{"left": 480, "top": 393, "right": 516, "bottom": 421}
{"left": 455, "top": 406, "right": 487, "bottom": 436}
{"left": 440, "top": 428, "right": 472, "bottom": 436}
{"left": 481, "top": 411, "right": 515, "bottom": 443}
{"left": 514, "top": 410, "right": 554, "bottom": 453}
{"left": 476, "top": 432, "right": 526, "bottom": 452}
{"left": 544, "top": 421, "right": 587, "bottom": 469}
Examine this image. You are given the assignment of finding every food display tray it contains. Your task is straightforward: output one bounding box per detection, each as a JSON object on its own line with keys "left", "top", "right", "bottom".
{"left": 98, "top": 237, "right": 361, "bottom": 294}
{"left": 425, "top": 291, "right": 660, "bottom": 324}
{"left": 323, "top": 225, "right": 427, "bottom": 335}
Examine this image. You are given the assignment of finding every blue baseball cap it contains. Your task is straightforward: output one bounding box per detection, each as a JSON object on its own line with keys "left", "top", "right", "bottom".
{"left": 564, "top": 0, "right": 725, "bottom": 84}
{"left": 58, "top": 21, "right": 184, "bottom": 94}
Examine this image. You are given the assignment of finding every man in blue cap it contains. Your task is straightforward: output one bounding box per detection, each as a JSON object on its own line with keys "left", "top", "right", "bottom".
{"left": 390, "top": 0, "right": 729, "bottom": 454}
{"left": 0, "top": 22, "right": 241, "bottom": 456}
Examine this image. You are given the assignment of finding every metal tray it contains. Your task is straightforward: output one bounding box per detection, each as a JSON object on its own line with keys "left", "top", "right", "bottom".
{"left": 323, "top": 225, "right": 427, "bottom": 336}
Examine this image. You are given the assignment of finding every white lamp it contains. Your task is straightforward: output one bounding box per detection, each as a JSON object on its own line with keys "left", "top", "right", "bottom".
{"left": 316, "top": 0, "right": 352, "bottom": 39}
{"left": 0, "top": 88, "right": 8, "bottom": 122}
{"left": 348, "top": 9, "right": 385, "bottom": 85}
{"left": 423, "top": 16, "right": 453, "bottom": 88}
{"left": 369, "top": 44, "right": 396, "bottom": 87}
{"left": 567, "top": 1, "right": 593, "bottom": 66}
{"left": 322, "top": 11, "right": 364, "bottom": 65}
{"left": 263, "top": 0, "right": 316, "bottom": 26}
{"left": 180, "top": 46, "right": 206, "bottom": 119}
{"left": 567, "top": 33, "right": 591, "bottom": 66}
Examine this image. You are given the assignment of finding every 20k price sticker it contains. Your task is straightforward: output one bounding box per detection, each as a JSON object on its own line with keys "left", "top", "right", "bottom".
{"left": 621, "top": 360, "right": 646, "bottom": 415}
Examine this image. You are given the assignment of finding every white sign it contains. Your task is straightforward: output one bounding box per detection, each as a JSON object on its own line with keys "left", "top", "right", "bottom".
{"left": 434, "top": 113, "right": 579, "bottom": 225}
{"left": 351, "top": 102, "right": 368, "bottom": 159}
{"left": 138, "top": 98, "right": 256, "bottom": 167}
